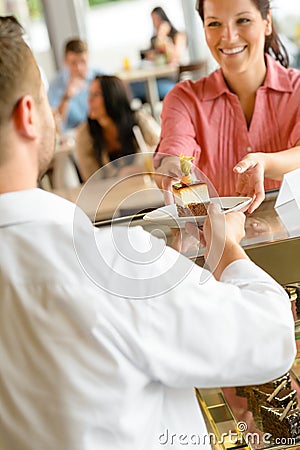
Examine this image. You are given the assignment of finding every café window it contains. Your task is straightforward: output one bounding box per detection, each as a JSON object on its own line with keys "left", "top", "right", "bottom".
{"left": 0, "top": 0, "right": 54, "bottom": 82}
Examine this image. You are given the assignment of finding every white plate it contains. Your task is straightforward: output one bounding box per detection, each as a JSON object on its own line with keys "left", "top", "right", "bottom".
{"left": 143, "top": 197, "right": 252, "bottom": 228}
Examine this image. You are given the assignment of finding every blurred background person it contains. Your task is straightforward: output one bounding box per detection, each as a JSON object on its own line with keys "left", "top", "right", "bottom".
{"left": 130, "top": 6, "right": 187, "bottom": 102}
{"left": 48, "top": 38, "right": 105, "bottom": 133}
{"left": 146, "top": 6, "right": 187, "bottom": 65}
{"left": 154, "top": 0, "right": 300, "bottom": 206}
{"left": 76, "top": 75, "right": 160, "bottom": 182}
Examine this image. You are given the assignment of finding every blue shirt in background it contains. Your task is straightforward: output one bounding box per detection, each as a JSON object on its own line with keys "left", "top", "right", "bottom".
{"left": 48, "top": 67, "right": 104, "bottom": 132}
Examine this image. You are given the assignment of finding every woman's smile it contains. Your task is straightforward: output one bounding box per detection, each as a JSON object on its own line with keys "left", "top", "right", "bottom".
{"left": 219, "top": 45, "right": 247, "bottom": 56}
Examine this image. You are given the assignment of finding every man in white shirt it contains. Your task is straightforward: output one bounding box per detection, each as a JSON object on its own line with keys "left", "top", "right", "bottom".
{"left": 0, "top": 15, "right": 296, "bottom": 450}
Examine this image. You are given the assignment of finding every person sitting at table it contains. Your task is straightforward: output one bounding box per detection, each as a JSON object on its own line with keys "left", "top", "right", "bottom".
{"left": 233, "top": 147, "right": 300, "bottom": 212}
{"left": 0, "top": 16, "right": 296, "bottom": 449}
{"left": 75, "top": 75, "right": 160, "bottom": 182}
{"left": 153, "top": 0, "right": 300, "bottom": 201}
{"left": 130, "top": 6, "right": 187, "bottom": 102}
{"left": 48, "top": 37, "right": 105, "bottom": 132}
{"left": 146, "top": 6, "right": 187, "bottom": 65}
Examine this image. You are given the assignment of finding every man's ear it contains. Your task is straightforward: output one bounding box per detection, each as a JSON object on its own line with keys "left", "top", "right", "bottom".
{"left": 13, "top": 95, "right": 38, "bottom": 139}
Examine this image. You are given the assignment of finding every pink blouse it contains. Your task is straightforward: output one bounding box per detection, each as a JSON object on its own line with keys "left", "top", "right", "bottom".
{"left": 155, "top": 54, "right": 300, "bottom": 196}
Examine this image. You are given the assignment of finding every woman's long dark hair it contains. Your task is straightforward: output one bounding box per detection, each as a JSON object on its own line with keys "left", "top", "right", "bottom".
{"left": 88, "top": 75, "right": 137, "bottom": 164}
{"left": 195, "top": 0, "right": 289, "bottom": 68}
{"left": 151, "top": 6, "right": 178, "bottom": 43}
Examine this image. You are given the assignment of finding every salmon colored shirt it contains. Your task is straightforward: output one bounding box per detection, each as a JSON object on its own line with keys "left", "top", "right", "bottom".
{"left": 155, "top": 54, "right": 300, "bottom": 196}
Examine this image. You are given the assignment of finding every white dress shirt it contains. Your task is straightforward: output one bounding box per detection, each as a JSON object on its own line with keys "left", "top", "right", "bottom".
{"left": 0, "top": 189, "right": 295, "bottom": 450}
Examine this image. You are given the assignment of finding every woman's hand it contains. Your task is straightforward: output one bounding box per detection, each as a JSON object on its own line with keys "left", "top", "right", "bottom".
{"left": 154, "top": 155, "right": 182, "bottom": 205}
{"left": 233, "top": 153, "right": 266, "bottom": 213}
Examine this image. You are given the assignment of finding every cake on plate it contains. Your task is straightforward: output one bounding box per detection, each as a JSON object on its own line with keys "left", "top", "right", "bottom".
{"left": 172, "top": 154, "right": 210, "bottom": 217}
{"left": 172, "top": 181, "right": 210, "bottom": 217}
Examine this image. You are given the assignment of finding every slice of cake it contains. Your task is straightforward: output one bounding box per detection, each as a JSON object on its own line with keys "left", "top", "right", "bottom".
{"left": 261, "top": 404, "right": 300, "bottom": 439}
{"left": 252, "top": 386, "right": 297, "bottom": 429}
{"left": 236, "top": 373, "right": 291, "bottom": 399}
{"left": 258, "top": 373, "right": 291, "bottom": 391}
{"left": 172, "top": 154, "right": 210, "bottom": 217}
{"left": 172, "top": 182, "right": 210, "bottom": 217}
{"left": 253, "top": 386, "right": 297, "bottom": 410}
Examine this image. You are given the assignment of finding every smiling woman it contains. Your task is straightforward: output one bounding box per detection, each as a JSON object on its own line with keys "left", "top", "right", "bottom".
{"left": 154, "top": 0, "right": 300, "bottom": 211}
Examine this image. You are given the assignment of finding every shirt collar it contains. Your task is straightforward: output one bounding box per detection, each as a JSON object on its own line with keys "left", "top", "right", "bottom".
{"left": 202, "top": 53, "right": 293, "bottom": 101}
{"left": 202, "top": 68, "right": 229, "bottom": 101}
{"left": 0, "top": 188, "right": 81, "bottom": 228}
{"left": 263, "top": 53, "right": 293, "bottom": 93}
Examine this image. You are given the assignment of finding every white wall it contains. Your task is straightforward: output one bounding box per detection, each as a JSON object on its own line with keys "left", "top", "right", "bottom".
{"left": 272, "top": 0, "right": 300, "bottom": 38}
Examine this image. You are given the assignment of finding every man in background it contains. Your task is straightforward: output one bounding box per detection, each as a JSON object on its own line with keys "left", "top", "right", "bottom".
{"left": 48, "top": 37, "right": 105, "bottom": 132}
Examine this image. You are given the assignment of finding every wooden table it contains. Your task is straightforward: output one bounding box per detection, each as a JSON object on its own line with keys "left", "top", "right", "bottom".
{"left": 116, "top": 63, "right": 178, "bottom": 120}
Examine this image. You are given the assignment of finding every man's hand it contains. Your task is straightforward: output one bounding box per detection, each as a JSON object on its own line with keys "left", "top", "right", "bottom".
{"left": 185, "top": 204, "right": 248, "bottom": 279}
{"left": 65, "top": 77, "right": 86, "bottom": 99}
{"left": 203, "top": 205, "right": 245, "bottom": 254}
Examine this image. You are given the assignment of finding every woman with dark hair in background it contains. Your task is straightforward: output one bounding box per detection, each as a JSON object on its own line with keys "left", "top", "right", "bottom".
{"left": 76, "top": 75, "right": 160, "bottom": 181}
{"left": 148, "top": 6, "right": 187, "bottom": 65}
{"left": 130, "top": 6, "right": 186, "bottom": 102}
{"left": 154, "top": 0, "right": 300, "bottom": 212}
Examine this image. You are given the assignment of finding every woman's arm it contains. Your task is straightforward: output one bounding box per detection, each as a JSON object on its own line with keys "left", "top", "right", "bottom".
{"left": 161, "top": 30, "right": 187, "bottom": 64}
{"left": 171, "top": 32, "right": 187, "bottom": 64}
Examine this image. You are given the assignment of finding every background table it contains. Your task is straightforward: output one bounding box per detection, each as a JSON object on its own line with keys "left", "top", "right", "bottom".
{"left": 116, "top": 64, "right": 178, "bottom": 120}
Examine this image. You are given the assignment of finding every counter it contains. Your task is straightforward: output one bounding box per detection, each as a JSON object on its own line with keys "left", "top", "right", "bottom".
{"left": 54, "top": 177, "right": 300, "bottom": 284}
{"left": 95, "top": 188, "right": 300, "bottom": 286}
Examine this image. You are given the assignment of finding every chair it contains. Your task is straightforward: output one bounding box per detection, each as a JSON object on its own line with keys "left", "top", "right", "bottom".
{"left": 178, "top": 60, "right": 208, "bottom": 82}
{"left": 51, "top": 151, "right": 82, "bottom": 189}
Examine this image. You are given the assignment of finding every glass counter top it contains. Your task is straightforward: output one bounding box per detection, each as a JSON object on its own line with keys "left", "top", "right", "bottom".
{"left": 95, "top": 189, "right": 300, "bottom": 285}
